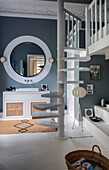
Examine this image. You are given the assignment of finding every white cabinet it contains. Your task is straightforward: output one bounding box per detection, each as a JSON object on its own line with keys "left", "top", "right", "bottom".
{"left": 3, "top": 91, "right": 50, "bottom": 119}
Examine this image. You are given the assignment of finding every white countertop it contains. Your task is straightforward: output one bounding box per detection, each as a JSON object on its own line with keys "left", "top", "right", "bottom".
{"left": 3, "top": 90, "right": 50, "bottom": 94}
{"left": 94, "top": 105, "right": 109, "bottom": 124}
{"left": 94, "top": 105, "right": 109, "bottom": 112}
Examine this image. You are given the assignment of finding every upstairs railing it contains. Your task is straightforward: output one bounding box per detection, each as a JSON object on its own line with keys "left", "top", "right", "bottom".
{"left": 64, "top": 8, "right": 82, "bottom": 49}
{"left": 86, "top": 0, "right": 109, "bottom": 54}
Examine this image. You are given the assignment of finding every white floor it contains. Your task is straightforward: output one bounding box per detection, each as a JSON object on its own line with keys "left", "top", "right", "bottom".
{"left": 0, "top": 114, "right": 109, "bottom": 170}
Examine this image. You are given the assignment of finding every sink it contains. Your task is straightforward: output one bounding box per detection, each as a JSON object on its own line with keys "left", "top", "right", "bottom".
{"left": 16, "top": 88, "right": 39, "bottom": 92}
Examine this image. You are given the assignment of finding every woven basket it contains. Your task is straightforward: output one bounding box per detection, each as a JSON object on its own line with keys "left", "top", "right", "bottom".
{"left": 65, "top": 145, "right": 109, "bottom": 170}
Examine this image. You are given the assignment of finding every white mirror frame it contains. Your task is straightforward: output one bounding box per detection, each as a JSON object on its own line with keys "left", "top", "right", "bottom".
{"left": 3, "top": 36, "right": 52, "bottom": 84}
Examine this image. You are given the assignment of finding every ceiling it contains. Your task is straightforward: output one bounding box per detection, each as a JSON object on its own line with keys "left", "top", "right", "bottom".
{"left": 43, "top": 0, "right": 92, "bottom": 4}
{"left": 0, "top": 0, "right": 91, "bottom": 20}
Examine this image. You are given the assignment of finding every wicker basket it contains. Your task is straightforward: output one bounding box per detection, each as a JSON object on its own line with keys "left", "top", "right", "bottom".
{"left": 65, "top": 145, "right": 109, "bottom": 170}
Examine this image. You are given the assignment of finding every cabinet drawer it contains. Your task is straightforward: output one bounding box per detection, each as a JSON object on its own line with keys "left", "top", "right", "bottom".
{"left": 6, "top": 103, "right": 23, "bottom": 116}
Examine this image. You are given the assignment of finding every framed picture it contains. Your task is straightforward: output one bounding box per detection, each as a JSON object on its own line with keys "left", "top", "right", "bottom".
{"left": 89, "top": 65, "right": 100, "bottom": 80}
{"left": 86, "top": 84, "right": 93, "bottom": 95}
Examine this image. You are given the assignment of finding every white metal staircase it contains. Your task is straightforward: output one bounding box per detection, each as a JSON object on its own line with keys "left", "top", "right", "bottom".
{"left": 32, "top": 92, "right": 63, "bottom": 129}
{"left": 32, "top": 1, "right": 91, "bottom": 139}
{"left": 85, "top": 0, "right": 109, "bottom": 58}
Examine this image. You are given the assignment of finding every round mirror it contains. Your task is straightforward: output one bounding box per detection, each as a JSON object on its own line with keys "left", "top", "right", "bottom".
{"left": 3, "top": 36, "right": 53, "bottom": 84}
{"left": 10, "top": 43, "right": 46, "bottom": 77}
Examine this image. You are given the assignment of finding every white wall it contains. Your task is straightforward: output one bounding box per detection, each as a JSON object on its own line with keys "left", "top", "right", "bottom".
{"left": 67, "top": 53, "right": 75, "bottom": 119}
{"left": 67, "top": 53, "right": 79, "bottom": 120}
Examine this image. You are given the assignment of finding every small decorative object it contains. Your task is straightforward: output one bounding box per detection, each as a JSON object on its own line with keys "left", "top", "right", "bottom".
{"left": 106, "top": 104, "right": 109, "bottom": 108}
{"left": 85, "top": 108, "right": 93, "bottom": 118}
{"left": 89, "top": 116, "right": 103, "bottom": 122}
{"left": 0, "top": 56, "right": 7, "bottom": 63}
{"left": 89, "top": 65, "right": 100, "bottom": 80}
{"left": 41, "top": 84, "right": 48, "bottom": 91}
{"left": 48, "top": 57, "right": 54, "bottom": 63}
{"left": 101, "top": 99, "right": 105, "bottom": 107}
{"left": 86, "top": 84, "right": 93, "bottom": 95}
{"left": 6, "top": 86, "right": 16, "bottom": 91}
{"left": 71, "top": 157, "right": 102, "bottom": 170}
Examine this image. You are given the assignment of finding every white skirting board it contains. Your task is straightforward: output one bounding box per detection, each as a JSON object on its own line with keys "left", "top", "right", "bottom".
{"left": 83, "top": 117, "right": 109, "bottom": 148}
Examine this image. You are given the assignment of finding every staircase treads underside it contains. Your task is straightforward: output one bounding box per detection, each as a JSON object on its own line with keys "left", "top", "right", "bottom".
{"left": 35, "top": 119, "right": 58, "bottom": 128}
{"left": 60, "top": 56, "right": 91, "bottom": 62}
{"left": 64, "top": 47, "right": 86, "bottom": 52}
{"left": 41, "top": 92, "right": 63, "bottom": 98}
{"left": 59, "top": 67, "right": 90, "bottom": 72}
{"left": 64, "top": 47, "right": 86, "bottom": 56}
{"left": 58, "top": 80, "right": 84, "bottom": 84}
{"left": 33, "top": 103, "right": 63, "bottom": 111}
{"left": 32, "top": 112, "right": 59, "bottom": 119}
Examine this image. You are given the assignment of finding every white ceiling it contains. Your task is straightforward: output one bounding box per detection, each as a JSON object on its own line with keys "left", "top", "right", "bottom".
{"left": 0, "top": 0, "right": 88, "bottom": 20}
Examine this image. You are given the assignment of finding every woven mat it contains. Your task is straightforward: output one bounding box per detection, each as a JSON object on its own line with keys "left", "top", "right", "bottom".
{"left": 0, "top": 119, "right": 57, "bottom": 134}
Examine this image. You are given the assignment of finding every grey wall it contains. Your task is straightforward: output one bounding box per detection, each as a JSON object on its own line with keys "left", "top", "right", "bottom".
{"left": 80, "top": 55, "right": 109, "bottom": 116}
{"left": 0, "top": 16, "right": 59, "bottom": 111}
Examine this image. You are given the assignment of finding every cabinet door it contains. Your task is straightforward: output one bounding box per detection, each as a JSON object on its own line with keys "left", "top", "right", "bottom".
{"left": 6, "top": 103, "right": 23, "bottom": 116}
{"left": 31, "top": 102, "right": 47, "bottom": 115}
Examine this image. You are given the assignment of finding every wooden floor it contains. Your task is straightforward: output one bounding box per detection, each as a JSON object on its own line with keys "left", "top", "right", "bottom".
{"left": 0, "top": 119, "right": 57, "bottom": 134}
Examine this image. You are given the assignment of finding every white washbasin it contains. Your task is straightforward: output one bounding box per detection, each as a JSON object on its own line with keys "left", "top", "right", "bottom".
{"left": 16, "top": 88, "right": 39, "bottom": 92}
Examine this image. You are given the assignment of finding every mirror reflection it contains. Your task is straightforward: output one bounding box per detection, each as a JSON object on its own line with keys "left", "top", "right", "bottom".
{"left": 10, "top": 43, "right": 46, "bottom": 77}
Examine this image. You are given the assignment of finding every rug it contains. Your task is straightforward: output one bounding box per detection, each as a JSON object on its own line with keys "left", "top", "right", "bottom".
{"left": 0, "top": 119, "right": 57, "bottom": 134}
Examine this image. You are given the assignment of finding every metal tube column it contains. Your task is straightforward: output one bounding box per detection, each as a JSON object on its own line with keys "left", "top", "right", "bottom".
{"left": 57, "top": 0, "right": 65, "bottom": 138}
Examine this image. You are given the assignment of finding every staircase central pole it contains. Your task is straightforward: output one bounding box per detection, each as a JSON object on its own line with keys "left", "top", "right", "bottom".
{"left": 57, "top": 0, "right": 65, "bottom": 138}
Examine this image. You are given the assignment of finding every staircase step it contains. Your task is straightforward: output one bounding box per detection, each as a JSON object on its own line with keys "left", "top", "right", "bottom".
{"left": 58, "top": 80, "right": 84, "bottom": 84}
{"left": 60, "top": 56, "right": 91, "bottom": 62}
{"left": 35, "top": 119, "right": 58, "bottom": 128}
{"left": 32, "top": 112, "right": 59, "bottom": 119}
{"left": 41, "top": 92, "right": 63, "bottom": 98}
{"left": 59, "top": 67, "right": 90, "bottom": 72}
{"left": 64, "top": 47, "right": 86, "bottom": 52}
{"left": 33, "top": 103, "right": 63, "bottom": 111}
{"left": 64, "top": 47, "right": 86, "bottom": 57}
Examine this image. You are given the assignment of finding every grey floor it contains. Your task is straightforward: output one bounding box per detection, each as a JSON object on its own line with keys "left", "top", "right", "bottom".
{"left": 0, "top": 114, "right": 109, "bottom": 170}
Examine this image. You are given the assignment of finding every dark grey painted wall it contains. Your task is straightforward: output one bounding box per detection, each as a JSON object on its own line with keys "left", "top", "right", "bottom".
{"left": 80, "top": 55, "right": 109, "bottom": 116}
{"left": 0, "top": 16, "right": 59, "bottom": 111}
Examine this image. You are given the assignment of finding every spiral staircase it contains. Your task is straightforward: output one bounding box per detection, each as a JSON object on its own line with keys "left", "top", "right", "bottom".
{"left": 32, "top": 0, "right": 91, "bottom": 139}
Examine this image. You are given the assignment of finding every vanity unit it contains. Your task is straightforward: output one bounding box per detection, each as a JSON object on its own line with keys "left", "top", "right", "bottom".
{"left": 2, "top": 35, "right": 53, "bottom": 120}
{"left": 3, "top": 90, "right": 50, "bottom": 119}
